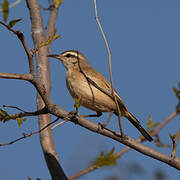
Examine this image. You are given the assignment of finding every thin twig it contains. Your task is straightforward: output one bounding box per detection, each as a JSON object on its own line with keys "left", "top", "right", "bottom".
{"left": 69, "top": 165, "right": 97, "bottom": 180}
{"left": 103, "top": 111, "right": 113, "bottom": 127}
{"left": 17, "top": 32, "right": 35, "bottom": 75}
{"left": 1, "top": 106, "right": 48, "bottom": 122}
{"left": 171, "top": 129, "right": 180, "bottom": 159}
{"left": 0, "top": 110, "right": 77, "bottom": 146}
{"left": 0, "top": 21, "right": 35, "bottom": 75}
{"left": 152, "top": 110, "right": 179, "bottom": 135}
{"left": 0, "top": 21, "right": 17, "bottom": 33}
{"left": 51, "top": 119, "right": 70, "bottom": 130}
{"left": 94, "top": 0, "right": 123, "bottom": 135}
{"left": 0, "top": 72, "right": 33, "bottom": 81}
{"left": 3, "top": 105, "right": 30, "bottom": 112}
{"left": 0, "top": 117, "right": 60, "bottom": 146}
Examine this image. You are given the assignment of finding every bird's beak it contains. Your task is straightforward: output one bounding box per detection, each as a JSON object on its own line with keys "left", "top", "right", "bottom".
{"left": 48, "top": 54, "right": 60, "bottom": 59}
{"left": 48, "top": 54, "right": 66, "bottom": 62}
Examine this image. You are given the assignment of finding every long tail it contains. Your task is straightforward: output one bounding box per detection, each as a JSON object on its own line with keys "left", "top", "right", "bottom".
{"left": 122, "top": 111, "right": 153, "bottom": 141}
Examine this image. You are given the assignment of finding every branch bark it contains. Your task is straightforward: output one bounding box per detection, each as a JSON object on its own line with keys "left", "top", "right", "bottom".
{"left": 69, "top": 110, "right": 179, "bottom": 179}
{"left": 26, "top": 0, "right": 67, "bottom": 179}
{"left": 0, "top": 72, "right": 33, "bottom": 80}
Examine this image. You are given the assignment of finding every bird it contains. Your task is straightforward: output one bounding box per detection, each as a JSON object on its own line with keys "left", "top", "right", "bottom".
{"left": 48, "top": 50, "right": 153, "bottom": 141}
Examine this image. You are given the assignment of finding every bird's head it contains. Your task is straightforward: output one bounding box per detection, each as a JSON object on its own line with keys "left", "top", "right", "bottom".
{"left": 48, "top": 50, "right": 90, "bottom": 70}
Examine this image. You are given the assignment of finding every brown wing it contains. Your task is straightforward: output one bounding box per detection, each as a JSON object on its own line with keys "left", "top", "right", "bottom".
{"left": 80, "top": 65, "right": 154, "bottom": 141}
{"left": 81, "top": 66, "right": 128, "bottom": 114}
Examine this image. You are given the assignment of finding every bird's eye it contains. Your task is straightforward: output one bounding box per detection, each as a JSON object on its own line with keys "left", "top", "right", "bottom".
{"left": 65, "top": 54, "right": 72, "bottom": 58}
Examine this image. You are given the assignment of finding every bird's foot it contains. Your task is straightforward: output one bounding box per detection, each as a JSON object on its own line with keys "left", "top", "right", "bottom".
{"left": 69, "top": 110, "right": 79, "bottom": 124}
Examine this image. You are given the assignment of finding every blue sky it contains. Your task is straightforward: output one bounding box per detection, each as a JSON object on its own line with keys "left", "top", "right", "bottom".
{"left": 0, "top": 0, "right": 180, "bottom": 180}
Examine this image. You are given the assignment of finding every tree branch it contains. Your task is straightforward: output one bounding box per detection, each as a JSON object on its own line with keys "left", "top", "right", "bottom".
{"left": 1, "top": 106, "right": 48, "bottom": 122}
{"left": 69, "top": 165, "right": 97, "bottom": 180}
{"left": 0, "top": 72, "right": 33, "bottom": 81}
{"left": 2, "top": 96, "right": 180, "bottom": 171}
{"left": 73, "top": 115, "right": 180, "bottom": 170}
{"left": 46, "top": 4, "right": 59, "bottom": 41}
{"left": 69, "top": 109, "right": 179, "bottom": 179}
{"left": 0, "top": 117, "right": 60, "bottom": 146}
{"left": 0, "top": 21, "right": 35, "bottom": 74}
{"left": 26, "top": 0, "right": 67, "bottom": 180}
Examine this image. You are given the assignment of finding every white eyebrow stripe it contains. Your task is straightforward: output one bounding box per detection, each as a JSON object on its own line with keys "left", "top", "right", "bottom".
{"left": 62, "top": 51, "right": 78, "bottom": 57}
{"left": 62, "top": 51, "right": 84, "bottom": 59}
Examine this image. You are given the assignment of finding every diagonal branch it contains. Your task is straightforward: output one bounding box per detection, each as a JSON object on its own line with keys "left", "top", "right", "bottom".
{"left": 0, "top": 21, "right": 35, "bottom": 74}
{"left": 69, "top": 109, "right": 180, "bottom": 179}
{"left": 153, "top": 110, "right": 179, "bottom": 135}
{"left": 74, "top": 115, "right": 180, "bottom": 170}
{"left": 0, "top": 117, "right": 60, "bottom": 146}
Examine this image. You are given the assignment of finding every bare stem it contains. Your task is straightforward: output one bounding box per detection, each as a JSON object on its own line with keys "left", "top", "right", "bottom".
{"left": 171, "top": 129, "right": 180, "bottom": 159}
{"left": 93, "top": 0, "right": 123, "bottom": 134}
{"left": 0, "top": 117, "right": 60, "bottom": 146}
{"left": 0, "top": 21, "right": 35, "bottom": 75}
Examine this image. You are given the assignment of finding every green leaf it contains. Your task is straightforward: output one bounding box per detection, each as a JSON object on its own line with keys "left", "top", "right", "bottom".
{"left": 53, "top": 35, "right": 60, "bottom": 40}
{"left": 173, "top": 87, "right": 180, "bottom": 99}
{"left": 53, "top": 0, "right": 63, "bottom": 8}
{"left": 2, "top": 0, "right": 9, "bottom": 22}
{"left": 0, "top": 108, "right": 9, "bottom": 121}
{"left": 95, "top": 148, "right": 118, "bottom": 168}
{"left": 147, "top": 116, "right": 159, "bottom": 132}
{"left": 8, "top": 18, "right": 22, "bottom": 28}
{"left": 74, "top": 97, "right": 83, "bottom": 110}
{"left": 17, "top": 117, "right": 27, "bottom": 127}
{"left": 31, "top": 30, "right": 60, "bottom": 53}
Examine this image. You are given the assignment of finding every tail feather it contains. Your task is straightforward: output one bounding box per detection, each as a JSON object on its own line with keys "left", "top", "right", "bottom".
{"left": 124, "top": 112, "right": 153, "bottom": 142}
